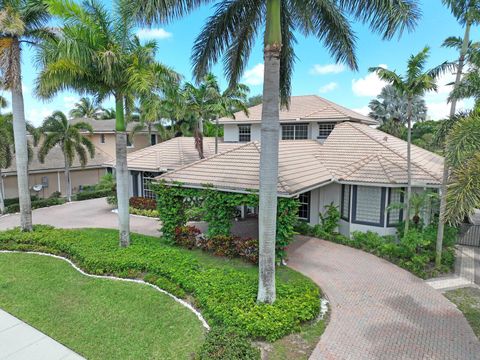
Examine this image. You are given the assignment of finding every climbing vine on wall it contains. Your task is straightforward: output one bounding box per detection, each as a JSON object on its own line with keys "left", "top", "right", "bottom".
{"left": 152, "top": 181, "right": 299, "bottom": 260}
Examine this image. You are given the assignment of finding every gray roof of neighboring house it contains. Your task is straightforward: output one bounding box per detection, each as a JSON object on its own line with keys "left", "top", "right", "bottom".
{"left": 70, "top": 118, "right": 154, "bottom": 133}
{"left": 106, "top": 137, "right": 240, "bottom": 172}
{"left": 218, "top": 95, "right": 377, "bottom": 125}
{"left": 4, "top": 142, "right": 113, "bottom": 176}
{"left": 157, "top": 122, "right": 444, "bottom": 197}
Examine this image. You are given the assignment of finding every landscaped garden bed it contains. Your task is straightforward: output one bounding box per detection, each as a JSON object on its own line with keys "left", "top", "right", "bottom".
{"left": 0, "top": 226, "right": 322, "bottom": 343}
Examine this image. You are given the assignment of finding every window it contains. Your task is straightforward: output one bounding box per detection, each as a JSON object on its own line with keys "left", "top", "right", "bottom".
{"left": 142, "top": 172, "right": 160, "bottom": 199}
{"left": 387, "top": 188, "right": 404, "bottom": 226}
{"left": 127, "top": 135, "right": 133, "bottom": 147}
{"left": 281, "top": 123, "right": 308, "bottom": 140}
{"left": 318, "top": 122, "right": 336, "bottom": 139}
{"left": 298, "top": 191, "right": 311, "bottom": 221}
{"left": 238, "top": 125, "right": 251, "bottom": 142}
{"left": 352, "top": 186, "right": 386, "bottom": 226}
{"left": 150, "top": 134, "right": 157, "bottom": 145}
{"left": 341, "top": 185, "right": 351, "bottom": 221}
{"left": 100, "top": 134, "right": 105, "bottom": 144}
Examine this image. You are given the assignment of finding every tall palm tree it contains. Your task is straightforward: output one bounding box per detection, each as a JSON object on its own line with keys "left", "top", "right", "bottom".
{"left": 0, "top": 0, "right": 53, "bottom": 231}
{"left": 38, "top": 111, "right": 95, "bottom": 202}
{"left": 435, "top": 0, "right": 480, "bottom": 267}
{"left": 369, "top": 85, "right": 426, "bottom": 138}
{"left": 100, "top": 108, "right": 116, "bottom": 119}
{"left": 35, "top": 0, "right": 178, "bottom": 247}
{"left": 134, "top": 0, "right": 420, "bottom": 303}
{"left": 370, "top": 47, "right": 450, "bottom": 234}
{"left": 183, "top": 73, "right": 221, "bottom": 158}
{"left": 69, "top": 97, "right": 102, "bottom": 119}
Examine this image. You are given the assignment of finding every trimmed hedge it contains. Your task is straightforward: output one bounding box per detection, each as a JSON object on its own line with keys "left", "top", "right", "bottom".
{"left": 5, "top": 198, "right": 66, "bottom": 214}
{"left": 75, "top": 189, "right": 113, "bottom": 201}
{"left": 4, "top": 195, "right": 39, "bottom": 207}
{"left": 0, "top": 226, "right": 320, "bottom": 341}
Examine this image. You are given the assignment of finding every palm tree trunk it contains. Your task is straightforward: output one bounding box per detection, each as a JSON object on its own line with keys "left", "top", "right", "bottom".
{"left": 257, "top": 0, "right": 281, "bottom": 304}
{"left": 404, "top": 101, "right": 412, "bottom": 234}
{"left": 115, "top": 94, "right": 130, "bottom": 247}
{"left": 215, "top": 115, "right": 219, "bottom": 154}
{"left": 194, "top": 118, "right": 204, "bottom": 159}
{"left": 436, "top": 20, "right": 471, "bottom": 267}
{"left": 64, "top": 155, "right": 72, "bottom": 202}
{"left": 0, "top": 170, "right": 5, "bottom": 214}
{"left": 10, "top": 38, "right": 32, "bottom": 231}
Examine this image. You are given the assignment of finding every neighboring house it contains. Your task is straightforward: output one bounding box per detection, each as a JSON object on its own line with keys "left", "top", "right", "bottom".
{"left": 113, "top": 95, "right": 443, "bottom": 237}
{"left": 3, "top": 139, "right": 112, "bottom": 199}
{"left": 3, "top": 118, "right": 156, "bottom": 200}
{"left": 107, "top": 137, "right": 239, "bottom": 198}
{"left": 70, "top": 118, "right": 159, "bottom": 158}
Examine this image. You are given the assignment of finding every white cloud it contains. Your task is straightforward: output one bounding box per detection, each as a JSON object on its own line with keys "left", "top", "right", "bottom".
{"left": 318, "top": 82, "right": 338, "bottom": 94}
{"left": 310, "top": 63, "right": 345, "bottom": 75}
{"left": 63, "top": 96, "right": 78, "bottom": 110}
{"left": 351, "top": 64, "right": 388, "bottom": 97}
{"left": 242, "top": 63, "right": 264, "bottom": 86}
{"left": 27, "top": 107, "right": 55, "bottom": 126}
{"left": 352, "top": 105, "right": 370, "bottom": 116}
{"left": 136, "top": 28, "right": 172, "bottom": 40}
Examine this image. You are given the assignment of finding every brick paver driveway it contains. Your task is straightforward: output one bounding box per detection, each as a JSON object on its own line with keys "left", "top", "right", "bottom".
{"left": 288, "top": 236, "right": 480, "bottom": 360}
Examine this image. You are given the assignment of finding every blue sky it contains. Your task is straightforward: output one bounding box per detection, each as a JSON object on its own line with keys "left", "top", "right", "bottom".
{"left": 1, "top": 0, "right": 474, "bottom": 126}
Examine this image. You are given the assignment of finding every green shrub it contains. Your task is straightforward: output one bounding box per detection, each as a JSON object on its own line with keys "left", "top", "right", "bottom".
{"left": 0, "top": 227, "right": 320, "bottom": 341}
{"left": 75, "top": 189, "right": 113, "bottom": 201}
{"left": 4, "top": 195, "right": 39, "bottom": 207}
{"left": 5, "top": 198, "right": 66, "bottom": 214}
{"left": 95, "top": 173, "right": 115, "bottom": 191}
{"left": 174, "top": 226, "right": 201, "bottom": 249}
{"left": 319, "top": 203, "right": 340, "bottom": 234}
{"left": 129, "top": 207, "right": 158, "bottom": 218}
{"left": 196, "top": 327, "right": 260, "bottom": 360}
{"left": 49, "top": 191, "right": 62, "bottom": 199}
{"left": 197, "top": 235, "right": 259, "bottom": 264}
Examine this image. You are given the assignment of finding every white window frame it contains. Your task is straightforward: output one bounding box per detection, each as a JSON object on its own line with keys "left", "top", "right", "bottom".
{"left": 238, "top": 125, "right": 251, "bottom": 142}
{"left": 281, "top": 123, "right": 308, "bottom": 140}
{"left": 352, "top": 185, "right": 386, "bottom": 227}
{"left": 318, "top": 122, "right": 336, "bottom": 139}
{"left": 298, "top": 192, "right": 311, "bottom": 221}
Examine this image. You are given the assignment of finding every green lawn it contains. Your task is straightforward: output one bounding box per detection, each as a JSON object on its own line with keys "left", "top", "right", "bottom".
{"left": 0, "top": 252, "right": 205, "bottom": 360}
{"left": 445, "top": 287, "right": 480, "bottom": 338}
{"left": 0, "top": 226, "right": 321, "bottom": 343}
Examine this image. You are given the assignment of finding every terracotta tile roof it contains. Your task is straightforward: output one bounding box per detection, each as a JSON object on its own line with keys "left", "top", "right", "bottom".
{"left": 219, "top": 95, "right": 377, "bottom": 125}
{"left": 158, "top": 140, "right": 333, "bottom": 196}
{"left": 106, "top": 137, "right": 240, "bottom": 171}
{"left": 157, "top": 122, "right": 444, "bottom": 196}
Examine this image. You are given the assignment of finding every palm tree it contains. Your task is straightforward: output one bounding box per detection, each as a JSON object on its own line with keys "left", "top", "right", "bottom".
{"left": 444, "top": 110, "right": 480, "bottom": 224}
{"left": 69, "top": 97, "right": 102, "bottom": 119}
{"left": 0, "top": 0, "right": 53, "bottom": 231}
{"left": 100, "top": 108, "right": 116, "bottom": 119}
{"left": 370, "top": 47, "right": 450, "bottom": 234}
{"left": 38, "top": 111, "right": 95, "bottom": 202}
{"left": 183, "top": 73, "right": 221, "bottom": 159}
{"left": 35, "top": 0, "right": 178, "bottom": 247}
{"left": 436, "top": 0, "right": 480, "bottom": 267}
{"left": 134, "top": 0, "right": 420, "bottom": 304}
{"left": 369, "top": 85, "right": 427, "bottom": 138}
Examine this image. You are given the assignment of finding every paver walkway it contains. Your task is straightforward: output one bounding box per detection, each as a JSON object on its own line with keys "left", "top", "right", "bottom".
{"left": 288, "top": 236, "right": 480, "bottom": 360}
{"left": 0, "top": 309, "right": 84, "bottom": 360}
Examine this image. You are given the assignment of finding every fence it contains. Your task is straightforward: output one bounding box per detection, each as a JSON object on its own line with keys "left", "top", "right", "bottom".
{"left": 458, "top": 224, "right": 480, "bottom": 247}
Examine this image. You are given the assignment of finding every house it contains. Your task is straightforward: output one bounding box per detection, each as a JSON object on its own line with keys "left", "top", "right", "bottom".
{"left": 2, "top": 118, "right": 156, "bottom": 199}
{"left": 155, "top": 95, "right": 443, "bottom": 238}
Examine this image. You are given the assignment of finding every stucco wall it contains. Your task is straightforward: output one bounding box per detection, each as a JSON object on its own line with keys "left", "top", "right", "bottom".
{"left": 224, "top": 122, "right": 327, "bottom": 142}
{"left": 86, "top": 132, "right": 153, "bottom": 158}
{"left": 3, "top": 168, "right": 107, "bottom": 199}
{"left": 308, "top": 182, "right": 341, "bottom": 225}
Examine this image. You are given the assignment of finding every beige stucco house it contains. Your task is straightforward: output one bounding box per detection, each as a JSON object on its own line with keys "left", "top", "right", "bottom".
{"left": 3, "top": 118, "right": 156, "bottom": 199}
{"left": 115, "top": 95, "right": 443, "bottom": 238}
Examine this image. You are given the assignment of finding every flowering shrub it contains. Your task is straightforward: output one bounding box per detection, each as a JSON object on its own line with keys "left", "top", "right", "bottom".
{"left": 174, "top": 226, "right": 201, "bottom": 249}
{"left": 197, "top": 235, "right": 259, "bottom": 264}
{"left": 129, "top": 196, "right": 157, "bottom": 210}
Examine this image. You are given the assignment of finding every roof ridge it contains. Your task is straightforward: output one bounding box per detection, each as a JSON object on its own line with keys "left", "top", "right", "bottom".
{"left": 376, "top": 154, "right": 396, "bottom": 183}
{"left": 338, "top": 153, "right": 377, "bottom": 180}
{"left": 346, "top": 122, "right": 442, "bottom": 181}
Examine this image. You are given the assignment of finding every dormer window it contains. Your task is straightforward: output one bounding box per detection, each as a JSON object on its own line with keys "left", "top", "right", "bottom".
{"left": 238, "top": 125, "right": 251, "bottom": 142}
{"left": 282, "top": 123, "right": 308, "bottom": 140}
{"left": 318, "top": 122, "right": 336, "bottom": 139}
